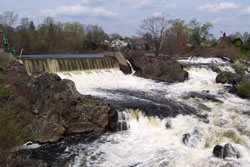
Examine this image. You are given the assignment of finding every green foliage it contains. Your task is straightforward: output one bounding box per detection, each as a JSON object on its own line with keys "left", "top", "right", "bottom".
{"left": 0, "top": 105, "right": 31, "bottom": 165}
{"left": 0, "top": 85, "right": 11, "bottom": 100}
{"left": 188, "top": 19, "right": 213, "bottom": 48}
{"left": 1, "top": 15, "right": 112, "bottom": 55}
{"left": 240, "top": 42, "right": 250, "bottom": 52}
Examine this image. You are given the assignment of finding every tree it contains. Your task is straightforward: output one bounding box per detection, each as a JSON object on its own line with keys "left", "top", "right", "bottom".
{"left": 29, "top": 21, "right": 35, "bottom": 30}
{"left": 109, "top": 33, "right": 122, "bottom": 41}
{"left": 242, "top": 32, "right": 249, "bottom": 43}
{"left": 20, "top": 17, "right": 29, "bottom": 30}
{"left": 163, "top": 19, "right": 188, "bottom": 55}
{"left": 0, "top": 11, "right": 18, "bottom": 27}
{"left": 141, "top": 14, "right": 169, "bottom": 56}
{"left": 234, "top": 31, "right": 243, "bottom": 40}
{"left": 188, "top": 19, "right": 213, "bottom": 48}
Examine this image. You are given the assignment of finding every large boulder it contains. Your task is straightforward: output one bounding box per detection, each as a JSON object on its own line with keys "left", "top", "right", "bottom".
{"left": 125, "top": 52, "right": 188, "bottom": 83}
{"left": 215, "top": 70, "right": 250, "bottom": 99}
{"left": 235, "top": 79, "right": 250, "bottom": 99}
{"left": 26, "top": 73, "right": 118, "bottom": 143}
{"left": 212, "top": 143, "right": 240, "bottom": 159}
{"left": 216, "top": 72, "right": 241, "bottom": 84}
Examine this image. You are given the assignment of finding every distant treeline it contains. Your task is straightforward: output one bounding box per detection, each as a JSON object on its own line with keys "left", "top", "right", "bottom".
{"left": 0, "top": 12, "right": 126, "bottom": 55}
{"left": 1, "top": 11, "right": 250, "bottom": 56}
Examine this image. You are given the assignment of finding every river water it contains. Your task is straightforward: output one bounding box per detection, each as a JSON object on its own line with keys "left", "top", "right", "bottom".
{"left": 53, "top": 57, "right": 250, "bottom": 167}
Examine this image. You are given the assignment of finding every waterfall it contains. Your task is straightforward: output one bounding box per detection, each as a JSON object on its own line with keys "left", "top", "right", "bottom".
{"left": 126, "top": 60, "right": 136, "bottom": 75}
{"left": 22, "top": 56, "right": 250, "bottom": 167}
{"left": 22, "top": 57, "right": 120, "bottom": 74}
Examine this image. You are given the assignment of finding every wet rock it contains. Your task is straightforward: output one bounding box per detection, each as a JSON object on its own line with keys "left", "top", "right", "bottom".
{"left": 212, "top": 143, "right": 240, "bottom": 159}
{"left": 235, "top": 79, "right": 250, "bottom": 99}
{"left": 108, "top": 108, "right": 118, "bottom": 132}
{"left": 182, "top": 128, "right": 202, "bottom": 148}
{"left": 211, "top": 66, "right": 221, "bottom": 73}
{"left": 182, "top": 133, "right": 191, "bottom": 145}
{"left": 223, "top": 143, "right": 240, "bottom": 159}
{"left": 216, "top": 72, "right": 241, "bottom": 84}
{"left": 117, "top": 121, "right": 128, "bottom": 131}
{"left": 233, "top": 65, "right": 245, "bottom": 76}
{"left": 189, "top": 92, "right": 222, "bottom": 103}
{"left": 213, "top": 145, "right": 223, "bottom": 158}
{"left": 165, "top": 118, "right": 172, "bottom": 129}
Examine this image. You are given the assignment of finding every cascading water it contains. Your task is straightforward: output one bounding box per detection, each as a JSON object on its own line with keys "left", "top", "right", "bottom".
{"left": 22, "top": 56, "right": 250, "bottom": 167}
{"left": 22, "top": 57, "right": 119, "bottom": 74}
{"left": 55, "top": 56, "right": 250, "bottom": 167}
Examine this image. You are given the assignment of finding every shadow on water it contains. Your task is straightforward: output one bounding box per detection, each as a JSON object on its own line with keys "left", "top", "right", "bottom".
{"left": 96, "top": 89, "right": 207, "bottom": 120}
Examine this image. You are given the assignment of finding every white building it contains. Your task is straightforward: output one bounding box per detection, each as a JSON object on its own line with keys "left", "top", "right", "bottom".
{"left": 111, "top": 39, "right": 128, "bottom": 48}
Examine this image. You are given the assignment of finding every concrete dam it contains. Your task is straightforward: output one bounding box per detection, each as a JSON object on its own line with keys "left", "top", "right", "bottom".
{"left": 20, "top": 52, "right": 131, "bottom": 75}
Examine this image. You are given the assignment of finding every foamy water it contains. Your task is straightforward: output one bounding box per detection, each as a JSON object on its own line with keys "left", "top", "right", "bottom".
{"left": 58, "top": 57, "right": 250, "bottom": 167}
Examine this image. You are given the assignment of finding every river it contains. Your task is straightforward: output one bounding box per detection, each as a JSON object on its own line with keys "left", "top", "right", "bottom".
{"left": 23, "top": 56, "right": 250, "bottom": 167}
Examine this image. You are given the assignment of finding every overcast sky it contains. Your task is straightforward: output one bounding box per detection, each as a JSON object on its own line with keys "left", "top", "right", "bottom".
{"left": 1, "top": 0, "right": 250, "bottom": 38}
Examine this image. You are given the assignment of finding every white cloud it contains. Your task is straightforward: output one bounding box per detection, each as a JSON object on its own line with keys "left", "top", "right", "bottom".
{"left": 240, "top": 7, "right": 250, "bottom": 15}
{"left": 40, "top": 4, "right": 117, "bottom": 17}
{"left": 211, "top": 17, "right": 232, "bottom": 24}
{"left": 197, "top": 2, "right": 239, "bottom": 12}
{"left": 152, "top": 12, "right": 164, "bottom": 17}
{"left": 211, "top": 18, "right": 223, "bottom": 24}
{"left": 93, "top": 7, "right": 116, "bottom": 17}
{"left": 81, "top": 0, "right": 176, "bottom": 9}
{"left": 165, "top": 2, "right": 177, "bottom": 9}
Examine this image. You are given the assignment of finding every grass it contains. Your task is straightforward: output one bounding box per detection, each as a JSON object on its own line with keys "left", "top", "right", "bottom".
{"left": 0, "top": 104, "right": 31, "bottom": 166}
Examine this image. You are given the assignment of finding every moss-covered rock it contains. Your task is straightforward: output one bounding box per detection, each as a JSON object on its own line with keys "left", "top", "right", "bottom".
{"left": 236, "top": 80, "right": 250, "bottom": 99}
{"left": 216, "top": 72, "right": 241, "bottom": 84}
{"left": 233, "top": 65, "right": 245, "bottom": 76}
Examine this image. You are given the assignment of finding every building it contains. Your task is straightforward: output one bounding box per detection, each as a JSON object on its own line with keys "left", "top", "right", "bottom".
{"left": 111, "top": 39, "right": 129, "bottom": 48}
{"left": 219, "top": 32, "right": 233, "bottom": 44}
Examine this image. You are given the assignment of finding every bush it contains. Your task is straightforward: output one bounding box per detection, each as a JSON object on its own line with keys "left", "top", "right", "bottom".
{"left": 0, "top": 85, "right": 11, "bottom": 101}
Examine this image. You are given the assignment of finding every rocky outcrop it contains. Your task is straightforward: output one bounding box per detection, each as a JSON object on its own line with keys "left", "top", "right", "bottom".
{"left": 216, "top": 70, "right": 250, "bottom": 99}
{"left": 213, "top": 143, "right": 240, "bottom": 159}
{"left": 235, "top": 78, "right": 250, "bottom": 99}
{"left": 189, "top": 92, "right": 223, "bottom": 103}
{"left": 125, "top": 52, "right": 188, "bottom": 83}
{"left": 0, "top": 55, "right": 118, "bottom": 144}
{"left": 216, "top": 72, "right": 241, "bottom": 84}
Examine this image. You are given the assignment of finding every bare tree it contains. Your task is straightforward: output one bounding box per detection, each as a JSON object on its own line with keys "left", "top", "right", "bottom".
{"left": 20, "top": 17, "right": 29, "bottom": 30}
{"left": 242, "top": 32, "right": 249, "bottom": 43}
{"left": 234, "top": 31, "right": 243, "bottom": 40}
{"left": 0, "top": 11, "right": 18, "bottom": 27}
{"left": 141, "top": 14, "right": 169, "bottom": 56}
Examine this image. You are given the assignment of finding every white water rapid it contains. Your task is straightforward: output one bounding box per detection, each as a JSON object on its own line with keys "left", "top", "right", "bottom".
{"left": 58, "top": 57, "right": 250, "bottom": 167}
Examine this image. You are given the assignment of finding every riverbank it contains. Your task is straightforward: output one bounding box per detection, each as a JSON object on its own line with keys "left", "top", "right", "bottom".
{"left": 0, "top": 53, "right": 118, "bottom": 166}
